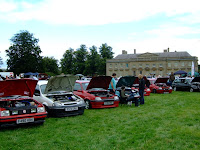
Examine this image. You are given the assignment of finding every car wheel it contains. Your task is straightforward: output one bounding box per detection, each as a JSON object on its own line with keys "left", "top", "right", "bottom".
{"left": 190, "top": 88, "right": 194, "bottom": 92}
{"left": 173, "top": 87, "right": 177, "bottom": 91}
{"left": 85, "top": 100, "right": 90, "bottom": 109}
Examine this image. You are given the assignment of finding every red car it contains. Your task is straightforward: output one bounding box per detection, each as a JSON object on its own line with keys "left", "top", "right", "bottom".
{"left": 131, "top": 77, "right": 151, "bottom": 96}
{"left": 73, "top": 76, "right": 120, "bottom": 109}
{"left": 0, "top": 79, "right": 47, "bottom": 128}
{"left": 149, "top": 77, "right": 173, "bottom": 94}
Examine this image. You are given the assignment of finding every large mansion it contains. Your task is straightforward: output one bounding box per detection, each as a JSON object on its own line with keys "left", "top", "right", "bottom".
{"left": 106, "top": 49, "right": 198, "bottom": 77}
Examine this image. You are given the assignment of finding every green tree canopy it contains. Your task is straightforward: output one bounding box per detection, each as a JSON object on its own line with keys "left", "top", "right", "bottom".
{"left": 99, "top": 43, "right": 114, "bottom": 75}
{"left": 84, "top": 45, "right": 101, "bottom": 76}
{"left": 42, "top": 56, "right": 59, "bottom": 75}
{"left": 60, "top": 48, "right": 75, "bottom": 74}
{"left": 73, "top": 45, "right": 88, "bottom": 74}
{"left": 5, "top": 30, "right": 43, "bottom": 75}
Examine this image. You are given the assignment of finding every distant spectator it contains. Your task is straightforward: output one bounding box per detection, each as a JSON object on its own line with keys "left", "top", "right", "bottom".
{"left": 108, "top": 73, "right": 117, "bottom": 94}
{"left": 169, "top": 72, "right": 175, "bottom": 86}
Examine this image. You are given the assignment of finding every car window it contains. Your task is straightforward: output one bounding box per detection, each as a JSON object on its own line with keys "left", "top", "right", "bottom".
{"left": 40, "top": 84, "right": 47, "bottom": 94}
{"left": 74, "top": 83, "right": 82, "bottom": 91}
{"left": 82, "top": 83, "right": 89, "bottom": 90}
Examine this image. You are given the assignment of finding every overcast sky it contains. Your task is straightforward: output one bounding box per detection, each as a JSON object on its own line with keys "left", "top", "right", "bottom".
{"left": 0, "top": 0, "right": 200, "bottom": 69}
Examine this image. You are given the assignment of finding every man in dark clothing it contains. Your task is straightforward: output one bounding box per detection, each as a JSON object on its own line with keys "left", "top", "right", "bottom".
{"left": 138, "top": 74, "right": 145, "bottom": 105}
{"left": 169, "top": 72, "right": 175, "bottom": 86}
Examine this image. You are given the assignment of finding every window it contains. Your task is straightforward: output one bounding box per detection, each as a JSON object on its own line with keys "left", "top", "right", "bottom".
{"left": 126, "top": 63, "right": 128, "bottom": 67}
{"left": 168, "top": 63, "right": 171, "bottom": 67}
{"left": 174, "top": 62, "right": 178, "bottom": 67}
{"left": 109, "top": 64, "right": 112, "bottom": 68}
{"left": 139, "top": 64, "right": 142, "bottom": 68}
{"left": 159, "top": 64, "right": 163, "bottom": 67}
{"left": 115, "top": 63, "right": 118, "bottom": 68}
{"left": 120, "top": 63, "right": 123, "bottom": 68}
{"left": 152, "top": 64, "right": 156, "bottom": 67}
{"left": 146, "top": 64, "right": 149, "bottom": 67}
{"left": 140, "top": 71, "right": 142, "bottom": 74}
{"left": 181, "top": 62, "right": 184, "bottom": 66}
{"left": 133, "top": 71, "right": 136, "bottom": 76}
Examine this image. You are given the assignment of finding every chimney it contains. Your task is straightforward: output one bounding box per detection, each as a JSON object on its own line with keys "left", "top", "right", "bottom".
{"left": 164, "top": 49, "right": 167, "bottom": 53}
{"left": 168, "top": 47, "right": 169, "bottom": 52}
{"left": 134, "top": 49, "right": 136, "bottom": 54}
{"left": 122, "top": 50, "right": 127, "bottom": 54}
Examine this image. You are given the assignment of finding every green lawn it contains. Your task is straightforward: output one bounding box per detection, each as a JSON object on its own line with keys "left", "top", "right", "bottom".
{"left": 1, "top": 91, "right": 200, "bottom": 150}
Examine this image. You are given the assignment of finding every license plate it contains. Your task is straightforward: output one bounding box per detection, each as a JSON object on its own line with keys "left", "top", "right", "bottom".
{"left": 164, "top": 92, "right": 169, "bottom": 94}
{"left": 65, "top": 107, "right": 78, "bottom": 111}
{"left": 16, "top": 118, "right": 34, "bottom": 124}
{"left": 104, "top": 101, "right": 114, "bottom": 105}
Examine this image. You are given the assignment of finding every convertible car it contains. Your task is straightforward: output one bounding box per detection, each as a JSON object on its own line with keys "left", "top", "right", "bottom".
{"left": 149, "top": 77, "right": 173, "bottom": 93}
{"left": 73, "top": 76, "right": 120, "bottom": 109}
{"left": 0, "top": 79, "right": 47, "bottom": 128}
{"left": 33, "top": 75, "right": 86, "bottom": 117}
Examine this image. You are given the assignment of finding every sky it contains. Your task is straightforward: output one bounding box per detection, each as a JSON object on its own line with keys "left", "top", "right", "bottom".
{"left": 0, "top": 0, "right": 200, "bottom": 69}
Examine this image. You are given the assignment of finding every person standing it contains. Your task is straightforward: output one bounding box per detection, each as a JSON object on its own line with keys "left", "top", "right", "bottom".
{"left": 138, "top": 74, "right": 145, "bottom": 105}
{"left": 169, "top": 72, "right": 175, "bottom": 86}
{"left": 108, "top": 73, "right": 117, "bottom": 94}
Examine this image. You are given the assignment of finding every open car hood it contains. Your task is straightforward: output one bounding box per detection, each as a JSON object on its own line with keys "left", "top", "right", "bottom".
{"left": 155, "top": 78, "right": 169, "bottom": 83}
{"left": 44, "top": 74, "right": 76, "bottom": 94}
{"left": 192, "top": 77, "right": 200, "bottom": 82}
{"left": 86, "top": 76, "right": 112, "bottom": 90}
{"left": 116, "top": 76, "right": 136, "bottom": 88}
{"left": 0, "top": 79, "right": 37, "bottom": 97}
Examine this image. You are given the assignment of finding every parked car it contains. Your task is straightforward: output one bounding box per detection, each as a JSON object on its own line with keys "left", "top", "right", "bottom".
{"left": 73, "top": 76, "right": 120, "bottom": 109}
{"left": 33, "top": 75, "right": 85, "bottom": 117}
{"left": 131, "top": 77, "right": 151, "bottom": 96}
{"left": 149, "top": 77, "right": 173, "bottom": 93}
{"left": 172, "top": 77, "right": 194, "bottom": 92}
{"left": 115, "top": 76, "right": 140, "bottom": 106}
{"left": 190, "top": 77, "right": 200, "bottom": 92}
{"left": 0, "top": 79, "right": 47, "bottom": 128}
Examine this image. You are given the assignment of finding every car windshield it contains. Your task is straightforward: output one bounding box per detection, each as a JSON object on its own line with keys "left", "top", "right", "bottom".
{"left": 40, "top": 84, "right": 47, "bottom": 94}
{"left": 82, "top": 83, "right": 89, "bottom": 90}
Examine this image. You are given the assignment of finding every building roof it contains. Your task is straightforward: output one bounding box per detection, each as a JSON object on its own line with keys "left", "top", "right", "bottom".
{"left": 114, "top": 51, "right": 192, "bottom": 60}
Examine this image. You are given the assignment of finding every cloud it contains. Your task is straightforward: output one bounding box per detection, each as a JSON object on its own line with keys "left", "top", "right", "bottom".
{"left": 1, "top": 0, "right": 200, "bottom": 25}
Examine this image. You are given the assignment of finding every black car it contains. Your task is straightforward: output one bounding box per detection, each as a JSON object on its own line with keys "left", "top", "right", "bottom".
{"left": 190, "top": 77, "right": 200, "bottom": 92}
{"left": 172, "top": 77, "right": 194, "bottom": 91}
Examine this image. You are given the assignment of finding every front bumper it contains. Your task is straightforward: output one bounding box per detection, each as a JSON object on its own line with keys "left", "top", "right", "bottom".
{"left": 47, "top": 104, "right": 85, "bottom": 117}
{"left": 90, "top": 99, "right": 120, "bottom": 109}
{"left": 0, "top": 112, "right": 47, "bottom": 128}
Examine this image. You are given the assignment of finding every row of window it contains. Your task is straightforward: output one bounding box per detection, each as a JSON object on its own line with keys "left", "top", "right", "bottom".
{"left": 109, "top": 62, "right": 192, "bottom": 68}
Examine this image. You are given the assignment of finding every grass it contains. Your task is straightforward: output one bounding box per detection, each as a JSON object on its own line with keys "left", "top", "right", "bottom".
{"left": 0, "top": 91, "right": 200, "bottom": 150}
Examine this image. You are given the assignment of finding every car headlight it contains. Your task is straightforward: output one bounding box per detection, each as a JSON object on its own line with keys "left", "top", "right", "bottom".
{"left": 52, "top": 102, "right": 62, "bottom": 106}
{"left": 158, "top": 87, "right": 162, "bottom": 90}
{"left": 146, "top": 88, "right": 151, "bottom": 91}
{"left": 95, "top": 97, "right": 102, "bottom": 101}
{"left": 1, "top": 110, "right": 10, "bottom": 116}
{"left": 37, "top": 107, "right": 45, "bottom": 113}
{"left": 114, "top": 96, "right": 119, "bottom": 100}
{"left": 169, "top": 87, "right": 172, "bottom": 89}
{"left": 78, "top": 99, "right": 85, "bottom": 104}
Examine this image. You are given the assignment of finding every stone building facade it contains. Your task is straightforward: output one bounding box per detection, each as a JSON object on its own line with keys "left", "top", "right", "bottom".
{"left": 106, "top": 49, "right": 198, "bottom": 77}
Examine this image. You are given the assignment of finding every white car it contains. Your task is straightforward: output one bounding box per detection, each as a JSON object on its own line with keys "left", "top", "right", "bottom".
{"left": 33, "top": 75, "right": 85, "bottom": 117}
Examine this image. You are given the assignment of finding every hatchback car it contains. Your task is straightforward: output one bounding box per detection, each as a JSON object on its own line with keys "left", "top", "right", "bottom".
{"left": 33, "top": 75, "right": 85, "bottom": 117}
{"left": 73, "top": 76, "right": 120, "bottom": 109}
{"left": 131, "top": 77, "right": 151, "bottom": 96}
{"left": 149, "top": 77, "right": 173, "bottom": 93}
{"left": 0, "top": 79, "right": 47, "bottom": 128}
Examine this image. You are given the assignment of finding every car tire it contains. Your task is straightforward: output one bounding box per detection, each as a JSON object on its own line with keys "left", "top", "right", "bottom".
{"left": 173, "top": 87, "right": 177, "bottom": 91}
{"left": 190, "top": 88, "right": 194, "bottom": 92}
{"left": 85, "top": 100, "right": 91, "bottom": 109}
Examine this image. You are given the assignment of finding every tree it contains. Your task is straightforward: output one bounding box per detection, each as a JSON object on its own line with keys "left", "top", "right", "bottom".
{"left": 73, "top": 45, "right": 88, "bottom": 74}
{"left": 42, "top": 56, "right": 59, "bottom": 75}
{"left": 99, "top": 43, "right": 114, "bottom": 75}
{"left": 60, "top": 48, "right": 75, "bottom": 74}
{"left": 84, "top": 45, "right": 101, "bottom": 76}
{"left": 5, "top": 30, "right": 43, "bottom": 75}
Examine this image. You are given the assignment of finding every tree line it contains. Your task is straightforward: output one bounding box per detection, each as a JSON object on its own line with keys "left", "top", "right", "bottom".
{"left": 1, "top": 30, "right": 114, "bottom": 76}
